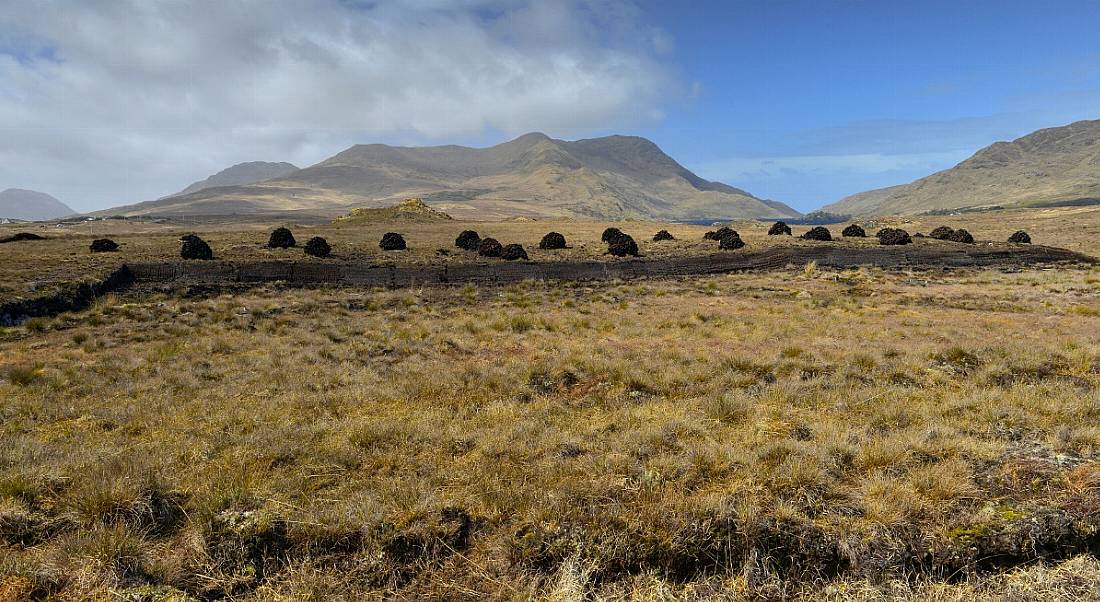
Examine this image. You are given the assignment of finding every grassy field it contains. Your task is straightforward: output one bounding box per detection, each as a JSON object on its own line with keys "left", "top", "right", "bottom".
{"left": 1, "top": 208, "right": 1100, "bottom": 600}
{"left": 3, "top": 204, "right": 1100, "bottom": 303}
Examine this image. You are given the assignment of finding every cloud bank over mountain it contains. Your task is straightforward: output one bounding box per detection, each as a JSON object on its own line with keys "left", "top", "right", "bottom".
{"left": 0, "top": 0, "right": 674, "bottom": 211}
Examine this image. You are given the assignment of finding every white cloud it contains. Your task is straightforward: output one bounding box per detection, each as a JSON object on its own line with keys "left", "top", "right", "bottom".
{"left": 0, "top": 0, "right": 673, "bottom": 210}
{"left": 696, "top": 150, "right": 973, "bottom": 182}
{"left": 692, "top": 150, "right": 977, "bottom": 211}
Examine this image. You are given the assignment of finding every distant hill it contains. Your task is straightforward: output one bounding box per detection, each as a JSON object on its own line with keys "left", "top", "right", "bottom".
{"left": 336, "top": 198, "right": 453, "bottom": 222}
{"left": 106, "top": 134, "right": 800, "bottom": 221}
{"left": 171, "top": 161, "right": 299, "bottom": 197}
{"left": 822, "top": 185, "right": 906, "bottom": 217}
{"left": 824, "top": 119, "right": 1100, "bottom": 216}
{"left": 0, "top": 189, "right": 75, "bottom": 221}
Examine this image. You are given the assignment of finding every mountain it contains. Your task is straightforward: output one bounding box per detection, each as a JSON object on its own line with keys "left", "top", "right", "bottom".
{"left": 821, "top": 185, "right": 906, "bottom": 217}
{"left": 108, "top": 134, "right": 799, "bottom": 221}
{"left": 171, "top": 161, "right": 299, "bottom": 197}
{"left": 824, "top": 119, "right": 1100, "bottom": 216}
{"left": 0, "top": 189, "right": 75, "bottom": 221}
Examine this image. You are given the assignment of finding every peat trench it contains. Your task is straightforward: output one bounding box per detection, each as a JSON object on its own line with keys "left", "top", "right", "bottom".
{"left": 2, "top": 243, "right": 1095, "bottom": 325}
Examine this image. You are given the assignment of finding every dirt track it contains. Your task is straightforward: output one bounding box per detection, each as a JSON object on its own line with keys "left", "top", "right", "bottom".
{"left": 126, "top": 243, "right": 1097, "bottom": 288}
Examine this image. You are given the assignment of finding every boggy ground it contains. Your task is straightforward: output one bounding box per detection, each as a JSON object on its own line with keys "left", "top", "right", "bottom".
{"left": 1, "top": 259, "right": 1100, "bottom": 600}
{"left": 3, "top": 204, "right": 1100, "bottom": 305}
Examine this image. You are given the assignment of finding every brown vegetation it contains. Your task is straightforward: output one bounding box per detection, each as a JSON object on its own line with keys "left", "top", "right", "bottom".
{"left": 7, "top": 204, "right": 1099, "bottom": 305}
{"left": 0, "top": 256, "right": 1098, "bottom": 599}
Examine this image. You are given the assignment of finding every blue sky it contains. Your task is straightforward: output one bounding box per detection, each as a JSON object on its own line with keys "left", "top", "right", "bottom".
{"left": 631, "top": 0, "right": 1100, "bottom": 209}
{"left": 1, "top": 0, "right": 1098, "bottom": 212}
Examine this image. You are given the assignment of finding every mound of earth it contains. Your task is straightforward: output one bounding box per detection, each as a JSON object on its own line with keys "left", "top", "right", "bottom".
{"left": 379, "top": 232, "right": 407, "bottom": 251}
{"left": 800, "top": 226, "right": 832, "bottom": 241}
{"left": 501, "top": 244, "right": 529, "bottom": 261}
{"left": 305, "top": 237, "right": 332, "bottom": 257}
{"left": 455, "top": 230, "right": 481, "bottom": 251}
{"left": 876, "top": 228, "right": 912, "bottom": 245}
{"left": 336, "top": 198, "right": 453, "bottom": 222}
{"left": 267, "top": 227, "right": 296, "bottom": 249}
{"left": 719, "top": 231, "right": 745, "bottom": 250}
{"left": 601, "top": 227, "right": 623, "bottom": 243}
{"left": 180, "top": 234, "right": 213, "bottom": 260}
{"left": 478, "top": 238, "right": 503, "bottom": 258}
{"left": 539, "top": 232, "right": 567, "bottom": 250}
{"left": 89, "top": 238, "right": 119, "bottom": 253}
{"left": 1008, "top": 230, "right": 1032, "bottom": 244}
{"left": 946, "top": 228, "right": 975, "bottom": 244}
{"left": 0, "top": 232, "right": 45, "bottom": 244}
{"left": 929, "top": 226, "right": 955, "bottom": 240}
{"left": 652, "top": 229, "right": 675, "bottom": 241}
{"left": 768, "top": 221, "right": 792, "bottom": 236}
{"left": 705, "top": 227, "right": 736, "bottom": 241}
{"left": 606, "top": 232, "right": 639, "bottom": 257}
{"left": 841, "top": 224, "right": 866, "bottom": 237}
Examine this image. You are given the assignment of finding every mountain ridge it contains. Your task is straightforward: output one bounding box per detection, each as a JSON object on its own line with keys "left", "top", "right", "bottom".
{"left": 0, "top": 188, "right": 76, "bottom": 221}
{"left": 824, "top": 119, "right": 1100, "bottom": 216}
{"left": 106, "top": 134, "right": 800, "bottom": 221}
{"left": 170, "top": 161, "right": 299, "bottom": 197}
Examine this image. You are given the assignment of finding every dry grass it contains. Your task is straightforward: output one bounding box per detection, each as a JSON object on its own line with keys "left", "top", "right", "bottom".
{"left": 855, "top": 204, "right": 1100, "bottom": 256}
{"left": 4, "top": 204, "right": 1099, "bottom": 304}
{"left": 1, "top": 247, "right": 1099, "bottom": 599}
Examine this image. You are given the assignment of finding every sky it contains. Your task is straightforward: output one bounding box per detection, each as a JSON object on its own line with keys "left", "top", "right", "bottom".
{"left": 1, "top": 0, "right": 1098, "bottom": 213}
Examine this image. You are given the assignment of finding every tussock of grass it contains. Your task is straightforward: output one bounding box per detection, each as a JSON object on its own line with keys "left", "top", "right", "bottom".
{"left": 3, "top": 364, "right": 43, "bottom": 386}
